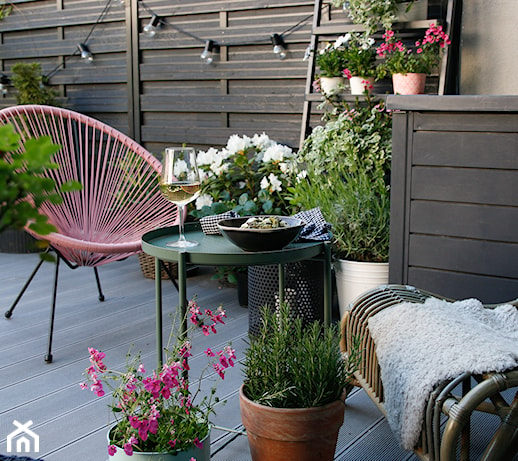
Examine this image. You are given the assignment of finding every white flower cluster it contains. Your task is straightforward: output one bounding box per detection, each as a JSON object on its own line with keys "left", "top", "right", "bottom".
{"left": 194, "top": 133, "right": 296, "bottom": 211}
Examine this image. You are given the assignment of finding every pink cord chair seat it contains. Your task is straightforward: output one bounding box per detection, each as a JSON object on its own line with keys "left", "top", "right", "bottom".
{"left": 1, "top": 104, "right": 179, "bottom": 361}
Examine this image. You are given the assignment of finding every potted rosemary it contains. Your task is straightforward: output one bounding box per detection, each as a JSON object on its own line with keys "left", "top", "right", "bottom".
{"left": 240, "top": 303, "right": 359, "bottom": 461}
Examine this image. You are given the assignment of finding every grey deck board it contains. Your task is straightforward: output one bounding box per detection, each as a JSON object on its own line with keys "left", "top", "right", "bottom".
{"left": 0, "top": 252, "right": 418, "bottom": 461}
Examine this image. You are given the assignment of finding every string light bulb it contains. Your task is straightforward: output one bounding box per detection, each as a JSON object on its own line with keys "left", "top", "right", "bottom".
{"left": 271, "top": 34, "right": 287, "bottom": 60}
{"left": 200, "top": 40, "right": 216, "bottom": 65}
{"left": 77, "top": 43, "right": 93, "bottom": 63}
{"left": 143, "top": 15, "right": 160, "bottom": 37}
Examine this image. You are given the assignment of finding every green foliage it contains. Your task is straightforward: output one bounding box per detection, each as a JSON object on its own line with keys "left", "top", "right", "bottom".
{"left": 317, "top": 33, "right": 377, "bottom": 78}
{"left": 242, "top": 303, "right": 358, "bottom": 408}
{"left": 0, "top": 123, "right": 81, "bottom": 235}
{"left": 331, "top": 0, "right": 417, "bottom": 36}
{"left": 289, "top": 95, "right": 392, "bottom": 262}
{"left": 0, "top": 3, "right": 12, "bottom": 21}
{"left": 11, "top": 62, "right": 59, "bottom": 106}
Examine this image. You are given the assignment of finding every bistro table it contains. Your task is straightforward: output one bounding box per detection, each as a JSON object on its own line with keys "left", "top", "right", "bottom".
{"left": 142, "top": 222, "right": 332, "bottom": 366}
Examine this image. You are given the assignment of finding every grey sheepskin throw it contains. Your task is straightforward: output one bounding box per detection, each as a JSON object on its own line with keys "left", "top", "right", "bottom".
{"left": 368, "top": 297, "right": 518, "bottom": 451}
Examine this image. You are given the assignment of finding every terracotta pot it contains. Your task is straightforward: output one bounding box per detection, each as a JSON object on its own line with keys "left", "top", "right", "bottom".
{"left": 349, "top": 76, "right": 374, "bottom": 95}
{"left": 392, "top": 72, "right": 426, "bottom": 94}
{"left": 239, "top": 385, "right": 345, "bottom": 461}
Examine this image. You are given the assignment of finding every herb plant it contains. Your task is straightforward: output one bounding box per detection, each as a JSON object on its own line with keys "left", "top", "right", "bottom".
{"left": 242, "top": 303, "right": 358, "bottom": 408}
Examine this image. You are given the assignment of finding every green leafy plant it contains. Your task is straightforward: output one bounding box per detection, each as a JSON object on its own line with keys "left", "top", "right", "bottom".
{"left": 332, "top": 0, "right": 418, "bottom": 36}
{"left": 191, "top": 133, "right": 297, "bottom": 220}
{"left": 0, "top": 123, "right": 80, "bottom": 235}
{"left": 316, "top": 41, "right": 348, "bottom": 78}
{"left": 242, "top": 303, "right": 359, "bottom": 408}
{"left": 340, "top": 33, "right": 377, "bottom": 78}
{"left": 377, "top": 24, "right": 451, "bottom": 76}
{"left": 81, "top": 299, "right": 236, "bottom": 457}
{"left": 11, "top": 62, "right": 59, "bottom": 106}
{"left": 0, "top": 3, "right": 12, "bottom": 21}
{"left": 289, "top": 95, "right": 392, "bottom": 262}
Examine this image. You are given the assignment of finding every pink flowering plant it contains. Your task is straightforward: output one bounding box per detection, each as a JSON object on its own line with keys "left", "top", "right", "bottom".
{"left": 81, "top": 299, "right": 236, "bottom": 457}
{"left": 377, "top": 24, "right": 451, "bottom": 77}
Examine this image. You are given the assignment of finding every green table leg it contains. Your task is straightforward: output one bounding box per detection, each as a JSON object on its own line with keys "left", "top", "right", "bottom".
{"left": 155, "top": 257, "right": 163, "bottom": 368}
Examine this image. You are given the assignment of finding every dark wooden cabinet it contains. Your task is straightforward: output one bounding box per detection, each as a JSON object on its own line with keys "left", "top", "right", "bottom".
{"left": 388, "top": 95, "right": 518, "bottom": 303}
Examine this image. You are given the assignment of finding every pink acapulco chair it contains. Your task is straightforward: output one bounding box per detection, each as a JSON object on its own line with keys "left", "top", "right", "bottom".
{"left": 0, "top": 105, "right": 179, "bottom": 363}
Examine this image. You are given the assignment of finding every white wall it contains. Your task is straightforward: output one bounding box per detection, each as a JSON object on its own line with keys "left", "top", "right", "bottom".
{"left": 460, "top": 0, "right": 518, "bottom": 95}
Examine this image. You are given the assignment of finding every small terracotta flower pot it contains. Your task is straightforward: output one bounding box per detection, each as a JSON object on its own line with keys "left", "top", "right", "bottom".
{"left": 239, "top": 385, "right": 345, "bottom": 461}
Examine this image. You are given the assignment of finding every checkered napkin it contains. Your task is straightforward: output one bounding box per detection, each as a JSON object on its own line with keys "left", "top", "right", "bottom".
{"left": 200, "top": 211, "right": 239, "bottom": 235}
{"left": 294, "top": 207, "right": 332, "bottom": 242}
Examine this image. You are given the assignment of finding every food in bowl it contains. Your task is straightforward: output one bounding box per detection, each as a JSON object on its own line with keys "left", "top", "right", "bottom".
{"left": 239, "top": 216, "right": 288, "bottom": 229}
{"left": 217, "top": 216, "right": 305, "bottom": 252}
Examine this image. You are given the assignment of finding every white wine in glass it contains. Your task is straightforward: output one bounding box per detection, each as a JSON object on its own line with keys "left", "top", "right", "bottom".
{"left": 159, "top": 147, "right": 201, "bottom": 248}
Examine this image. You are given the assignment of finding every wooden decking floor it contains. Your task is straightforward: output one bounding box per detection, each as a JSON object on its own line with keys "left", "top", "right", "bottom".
{"left": 0, "top": 251, "right": 419, "bottom": 461}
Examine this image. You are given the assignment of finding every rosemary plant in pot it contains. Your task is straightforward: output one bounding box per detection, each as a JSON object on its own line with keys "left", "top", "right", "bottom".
{"left": 290, "top": 95, "right": 392, "bottom": 315}
{"left": 240, "top": 303, "right": 358, "bottom": 461}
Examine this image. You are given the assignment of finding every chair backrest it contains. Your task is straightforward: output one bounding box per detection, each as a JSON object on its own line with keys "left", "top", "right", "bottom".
{"left": 0, "top": 105, "right": 179, "bottom": 265}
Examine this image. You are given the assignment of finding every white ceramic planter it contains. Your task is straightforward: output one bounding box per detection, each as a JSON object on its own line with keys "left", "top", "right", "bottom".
{"left": 349, "top": 76, "right": 374, "bottom": 95}
{"left": 319, "top": 76, "right": 345, "bottom": 96}
{"left": 334, "top": 259, "right": 389, "bottom": 318}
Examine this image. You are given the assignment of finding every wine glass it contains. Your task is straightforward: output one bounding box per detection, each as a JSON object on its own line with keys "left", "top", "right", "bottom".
{"left": 159, "top": 147, "right": 201, "bottom": 248}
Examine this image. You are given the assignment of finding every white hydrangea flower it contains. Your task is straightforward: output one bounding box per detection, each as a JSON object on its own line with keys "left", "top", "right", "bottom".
{"left": 268, "top": 173, "right": 282, "bottom": 192}
{"left": 195, "top": 194, "right": 213, "bottom": 210}
{"left": 196, "top": 147, "right": 219, "bottom": 166}
{"left": 226, "top": 134, "right": 252, "bottom": 155}
{"left": 251, "top": 132, "right": 273, "bottom": 151}
{"left": 334, "top": 33, "right": 351, "bottom": 49}
{"left": 263, "top": 144, "right": 293, "bottom": 163}
{"left": 173, "top": 159, "right": 188, "bottom": 177}
{"left": 260, "top": 176, "right": 269, "bottom": 190}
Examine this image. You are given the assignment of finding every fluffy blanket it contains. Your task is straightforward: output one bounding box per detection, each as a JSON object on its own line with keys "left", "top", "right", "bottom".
{"left": 367, "top": 297, "right": 518, "bottom": 450}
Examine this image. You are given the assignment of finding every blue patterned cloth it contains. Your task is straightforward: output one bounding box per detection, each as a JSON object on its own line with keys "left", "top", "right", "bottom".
{"left": 294, "top": 207, "right": 332, "bottom": 242}
{"left": 200, "top": 211, "right": 239, "bottom": 235}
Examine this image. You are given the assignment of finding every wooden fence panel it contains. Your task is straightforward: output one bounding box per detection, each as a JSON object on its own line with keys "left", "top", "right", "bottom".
{"left": 0, "top": 0, "right": 314, "bottom": 151}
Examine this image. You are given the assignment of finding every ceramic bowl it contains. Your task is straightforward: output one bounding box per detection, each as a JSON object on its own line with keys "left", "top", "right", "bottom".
{"left": 217, "top": 216, "right": 305, "bottom": 252}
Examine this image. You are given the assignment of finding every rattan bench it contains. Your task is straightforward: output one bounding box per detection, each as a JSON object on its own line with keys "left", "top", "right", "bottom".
{"left": 341, "top": 284, "right": 518, "bottom": 461}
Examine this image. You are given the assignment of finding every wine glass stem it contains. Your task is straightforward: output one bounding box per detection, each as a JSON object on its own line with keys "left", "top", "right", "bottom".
{"left": 178, "top": 206, "right": 186, "bottom": 242}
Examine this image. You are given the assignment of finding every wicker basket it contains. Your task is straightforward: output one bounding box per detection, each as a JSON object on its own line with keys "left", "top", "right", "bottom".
{"left": 137, "top": 252, "right": 178, "bottom": 280}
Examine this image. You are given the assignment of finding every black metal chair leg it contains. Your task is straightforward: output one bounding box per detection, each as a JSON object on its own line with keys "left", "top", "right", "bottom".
{"left": 93, "top": 267, "right": 105, "bottom": 301}
{"left": 5, "top": 248, "right": 50, "bottom": 319}
{"left": 45, "top": 255, "right": 60, "bottom": 363}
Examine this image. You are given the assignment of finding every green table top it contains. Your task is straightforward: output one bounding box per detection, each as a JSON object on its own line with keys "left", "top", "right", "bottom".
{"left": 142, "top": 222, "right": 328, "bottom": 266}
